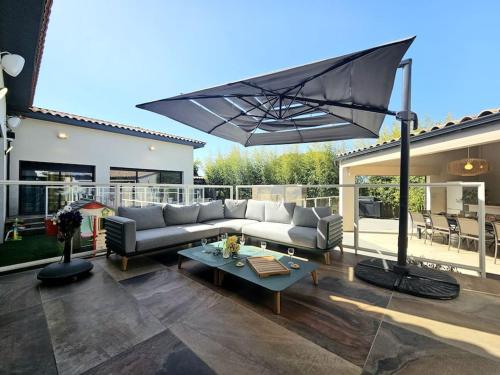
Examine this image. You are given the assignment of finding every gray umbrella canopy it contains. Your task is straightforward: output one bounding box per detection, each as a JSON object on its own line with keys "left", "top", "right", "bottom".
{"left": 137, "top": 37, "right": 414, "bottom": 146}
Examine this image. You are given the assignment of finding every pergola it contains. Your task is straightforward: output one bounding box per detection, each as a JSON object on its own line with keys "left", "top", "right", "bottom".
{"left": 137, "top": 37, "right": 460, "bottom": 299}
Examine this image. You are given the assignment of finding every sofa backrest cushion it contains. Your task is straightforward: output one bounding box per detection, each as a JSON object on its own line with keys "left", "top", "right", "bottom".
{"left": 292, "top": 206, "right": 332, "bottom": 228}
{"left": 118, "top": 205, "right": 166, "bottom": 231}
{"left": 245, "top": 199, "right": 265, "bottom": 221}
{"left": 163, "top": 204, "right": 200, "bottom": 226}
{"left": 224, "top": 199, "right": 247, "bottom": 219}
{"left": 197, "top": 200, "right": 224, "bottom": 222}
{"left": 265, "top": 201, "right": 296, "bottom": 224}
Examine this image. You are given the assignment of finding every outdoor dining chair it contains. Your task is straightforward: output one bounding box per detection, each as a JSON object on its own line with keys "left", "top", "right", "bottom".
{"left": 409, "top": 212, "right": 428, "bottom": 240}
{"left": 456, "top": 217, "right": 494, "bottom": 252}
{"left": 493, "top": 221, "right": 500, "bottom": 264}
{"left": 428, "top": 214, "right": 452, "bottom": 248}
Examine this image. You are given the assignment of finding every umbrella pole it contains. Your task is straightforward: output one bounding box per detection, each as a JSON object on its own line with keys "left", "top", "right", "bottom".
{"left": 396, "top": 59, "right": 412, "bottom": 270}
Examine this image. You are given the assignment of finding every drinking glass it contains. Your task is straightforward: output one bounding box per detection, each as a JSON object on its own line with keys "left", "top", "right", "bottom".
{"left": 287, "top": 248, "right": 295, "bottom": 265}
{"left": 201, "top": 238, "right": 208, "bottom": 252}
{"left": 240, "top": 235, "right": 246, "bottom": 247}
{"left": 260, "top": 241, "right": 267, "bottom": 250}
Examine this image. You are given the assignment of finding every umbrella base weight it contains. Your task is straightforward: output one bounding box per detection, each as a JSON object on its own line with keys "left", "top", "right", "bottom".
{"left": 355, "top": 258, "right": 460, "bottom": 300}
{"left": 37, "top": 259, "right": 94, "bottom": 282}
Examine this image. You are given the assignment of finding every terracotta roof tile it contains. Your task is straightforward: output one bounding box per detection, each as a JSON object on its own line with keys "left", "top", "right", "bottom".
{"left": 337, "top": 107, "right": 500, "bottom": 157}
{"left": 28, "top": 106, "right": 205, "bottom": 147}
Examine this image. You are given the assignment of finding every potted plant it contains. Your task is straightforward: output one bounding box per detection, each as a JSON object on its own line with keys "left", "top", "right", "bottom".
{"left": 224, "top": 235, "right": 240, "bottom": 258}
{"left": 52, "top": 205, "right": 83, "bottom": 262}
{"left": 37, "top": 205, "right": 94, "bottom": 282}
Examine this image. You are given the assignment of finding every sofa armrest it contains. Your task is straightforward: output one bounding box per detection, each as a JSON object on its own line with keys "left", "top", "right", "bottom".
{"left": 104, "top": 216, "right": 137, "bottom": 255}
{"left": 317, "top": 214, "right": 343, "bottom": 250}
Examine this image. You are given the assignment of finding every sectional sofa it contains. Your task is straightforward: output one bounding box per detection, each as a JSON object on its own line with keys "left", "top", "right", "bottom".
{"left": 104, "top": 199, "right": 343, "bottom": 271}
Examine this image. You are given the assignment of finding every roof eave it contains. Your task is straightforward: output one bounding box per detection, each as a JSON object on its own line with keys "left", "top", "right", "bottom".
{"left": 336, "top": 112, "right": 500, "bottom": 161}
{"left": 11, "top": 109, "right": 206, "bottom": 149}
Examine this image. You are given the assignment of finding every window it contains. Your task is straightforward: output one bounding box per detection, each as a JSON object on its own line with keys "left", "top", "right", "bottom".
{"left": 110, "top": 168, "right": 183, "bottom": 184}
{"left": 19, "top": 161, "right": 95, "bottom": 215}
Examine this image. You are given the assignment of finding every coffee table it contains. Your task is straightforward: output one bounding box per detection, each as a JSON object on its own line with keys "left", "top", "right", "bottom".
{"left": 177, "top": 243, "right": 319, "bottom": 314}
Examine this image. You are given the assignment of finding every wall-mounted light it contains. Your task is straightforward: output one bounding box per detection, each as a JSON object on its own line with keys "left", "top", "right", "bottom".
{"left": 149, "top": 145, "right": 156, "bottom": 151}
{"left": 57, "top": 132, "right": 68, "bottom": 139}
{"left": 0, "top": 87, "right": 7, "bottom": 99}
{"left": 4, "top": 145, "right": 13, "bottom": 155}
{"left": 0, "top": 52, "right": 25, "bottom": 77}
{"left": 7, "top": 116, "right": 21, "bottom": 130}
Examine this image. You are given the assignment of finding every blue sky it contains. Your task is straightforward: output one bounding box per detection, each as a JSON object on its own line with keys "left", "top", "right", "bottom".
{"left": 35, "top": 0, "right": 500, "bottom": 160}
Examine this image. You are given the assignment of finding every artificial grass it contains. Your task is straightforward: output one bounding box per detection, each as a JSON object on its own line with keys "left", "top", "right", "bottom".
{"left": 0, "top": 235, "right": 93, "bottom": 267}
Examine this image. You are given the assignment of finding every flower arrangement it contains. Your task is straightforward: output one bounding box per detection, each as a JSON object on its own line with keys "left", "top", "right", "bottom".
{"left": 52, "top": 205, "right": 83, "bottom": 243}
{"left": 224, "top": 235, "right": 240, "bottom": 255}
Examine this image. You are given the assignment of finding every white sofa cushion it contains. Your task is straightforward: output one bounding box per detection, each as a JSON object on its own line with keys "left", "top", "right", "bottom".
{"left": 118, "top": 205, "right": 165, "bottom": 231}
{"left": 245, "top": 199, "right": 265, "bottom": 221}
{"left": 163, "top": 204, "right": 200, "bottom": 225}
{"left": 135, "top": 223, "right": 219, "bottom": 252}
{"left": 242, "top": 222, "right": 317, "bottom": 249}
{"left": 197, "top": 200, "right": 224, "bottom": 222}
{"left": 265, "top": 201, "right": 296, "bottom": 224}
{"left": 224, "top": 199, "right": 247, "bottom": 219}
{"left": 203, "top": 218, "right": 258, "bottom": 233}
{"left": 292, "top": 206, "right": 332, "bottom": 228}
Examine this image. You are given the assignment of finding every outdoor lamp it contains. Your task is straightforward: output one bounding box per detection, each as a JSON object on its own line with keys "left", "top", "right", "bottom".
{"left": 0, "top": 87, "right": 7, "bottom": 99}
{"left": 0, "top": 52, "right": 25, "bottom": 77}
{"left": 7, "top": 116, "right": 21, "bottom": 130}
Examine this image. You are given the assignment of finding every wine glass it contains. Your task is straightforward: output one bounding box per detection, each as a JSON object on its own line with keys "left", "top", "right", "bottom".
{"left": 260, "top": 241, "right": 267, "bottom": 250}
{"left": 201, "top": 238, "right": 208, "bottom": 252}
{"left": 287, "top": 247, "right": 295, "bottom": 266}
{"left": 240, "top": 234, "right": 246, "bottom": 247}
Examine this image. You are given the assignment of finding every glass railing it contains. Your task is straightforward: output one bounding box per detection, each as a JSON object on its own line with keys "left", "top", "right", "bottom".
{"left": 0, "top": 180, "right": 492, "bottom": 278}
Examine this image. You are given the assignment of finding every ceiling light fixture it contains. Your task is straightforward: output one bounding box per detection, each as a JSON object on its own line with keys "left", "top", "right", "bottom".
{"left": 149, "top": 145, "right": 156, "bottom": 151}
{"left": 0, "top": 52, "right": 25, "bottom": 77}
{"left": 57, "top": 132, "right": 68, "bottom": 139}
{"left": 447, "top": 147, "right": 490, "bottom": 176}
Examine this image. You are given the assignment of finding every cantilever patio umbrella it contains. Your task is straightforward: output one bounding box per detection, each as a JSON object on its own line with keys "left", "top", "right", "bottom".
{"left": 137, "top": 36, "right": 460, "bottom": 299}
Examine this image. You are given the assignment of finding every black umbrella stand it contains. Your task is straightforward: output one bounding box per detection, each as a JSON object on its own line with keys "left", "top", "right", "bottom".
{"left": 354, "top": 59, "right": 460, "bottom": 299}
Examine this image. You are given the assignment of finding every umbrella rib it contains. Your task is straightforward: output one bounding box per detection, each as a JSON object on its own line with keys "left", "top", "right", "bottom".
{"left": 245, "top": 96, "right": 280, "bottom": 146}
{"left": 207, "top": 95, "right": 281, "bottom": 134}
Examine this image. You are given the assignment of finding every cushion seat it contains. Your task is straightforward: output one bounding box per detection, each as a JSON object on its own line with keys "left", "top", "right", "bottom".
{"left": 242, "top": 222, "right": 317, "bottom": 249}
{"left": 135, "top": 223, "right": 219, "bottom": 252}
{"left": 203, "top": 218, "right": 258, "bottom": 233}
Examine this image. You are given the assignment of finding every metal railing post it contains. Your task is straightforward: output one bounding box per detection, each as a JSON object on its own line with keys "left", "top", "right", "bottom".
{"left": 478, "top": 183, "right": 486, "bottom": 278}
{"left": 235, "top": 186, "right": 239, "bottom": 200}
{"left": 354, "top": 186, "right": 359, "bottom": 254}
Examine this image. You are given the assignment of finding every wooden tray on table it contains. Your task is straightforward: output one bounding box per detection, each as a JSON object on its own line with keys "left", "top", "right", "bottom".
{"left": 247, "top": 256, "right": 290, "bottom": 278}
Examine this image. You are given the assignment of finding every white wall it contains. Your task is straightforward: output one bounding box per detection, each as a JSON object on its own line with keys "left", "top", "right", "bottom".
{"left": 8, "top": 117, "right": 195, "bottom": 214}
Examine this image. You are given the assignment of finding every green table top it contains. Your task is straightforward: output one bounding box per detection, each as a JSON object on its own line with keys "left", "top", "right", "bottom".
{"left": 178, "top": 242, "right": 262, "bottom": 268}
{"left": 179, "top": 243, "right": 320, "bottom": 292}
{"left": 218, "top": 248, "right": 319, "bottom": 292}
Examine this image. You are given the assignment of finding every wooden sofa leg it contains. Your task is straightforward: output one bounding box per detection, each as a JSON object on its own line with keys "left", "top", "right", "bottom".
{"left": 339, "top": 244, "right": 344, "bottom": 254}
{"left": 121, "top": 256, "right": 129, "bottom": 271}
{"left": 323, "top": 251, "right": 332, "bottom": 265}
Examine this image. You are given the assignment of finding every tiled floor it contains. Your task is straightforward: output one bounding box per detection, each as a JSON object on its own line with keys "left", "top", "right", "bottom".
{"left": 1, "top": 249, "right": 500, "bottom": 374}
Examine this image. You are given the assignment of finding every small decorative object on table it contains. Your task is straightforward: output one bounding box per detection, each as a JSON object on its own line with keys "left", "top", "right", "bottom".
{"left": 37, "top": 205, "right": 94, "bottom": 282}
{"left": 224, "top": 235, "right": 240, "bottom": 259}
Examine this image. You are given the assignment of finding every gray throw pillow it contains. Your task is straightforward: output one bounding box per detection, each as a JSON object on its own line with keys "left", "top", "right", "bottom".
{"left": 224, "top": 199, "right": 247, "bottom": 219}
{"left": 265, "top": 201, "right": 296, "bottom": 224}
{"left": 245, "top": 199, "right": 265, "bottom": 221}
{"left": 292, "top": 206, "right": 332, "bottom": 228}
{"left": 118, "top": 205, "right": 166, "bottom": 231}
{"left": 197, "top": 200, "right": 224, "bottom": 222}
{"left": 163, "top": 204, "right": 200, "bottom": 226}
